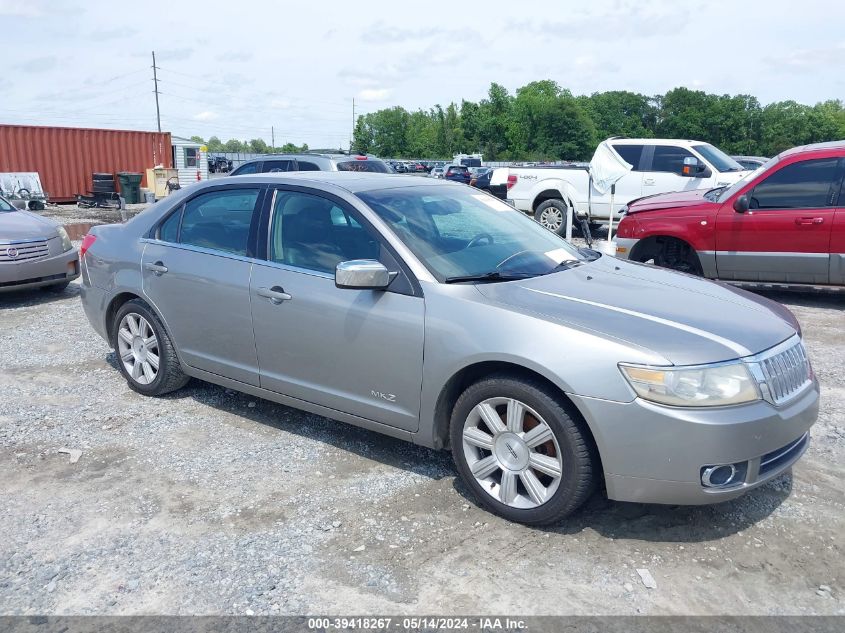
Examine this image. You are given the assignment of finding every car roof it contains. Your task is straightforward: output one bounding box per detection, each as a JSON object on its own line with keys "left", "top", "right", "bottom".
{"left": 235, "top": 153, "right": 383, "bottom": 165}
{"left": 222, "top": 171, "right": 461, "bottom": 194}
{"left": 779, "top": 140, "right": 845, "bottom": 159}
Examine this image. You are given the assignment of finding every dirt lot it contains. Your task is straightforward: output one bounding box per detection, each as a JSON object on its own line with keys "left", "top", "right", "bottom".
{"left": 0, "top": 209, "right": 843, "bottom": 615}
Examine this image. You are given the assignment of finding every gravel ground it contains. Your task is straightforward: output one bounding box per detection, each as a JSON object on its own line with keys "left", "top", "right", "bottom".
{"left": 0, "top": 212, "right": 842, "bottom": 616}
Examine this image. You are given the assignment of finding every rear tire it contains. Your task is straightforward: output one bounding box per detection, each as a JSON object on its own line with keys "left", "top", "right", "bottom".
{"left": 111, "top": 299, "right": 189, "bottom": 396}
{"left": 450, "top": 375, "right": 597, "bottom": 526}
{"left": 534, "top": 199, "right": 569, "bottom": 236}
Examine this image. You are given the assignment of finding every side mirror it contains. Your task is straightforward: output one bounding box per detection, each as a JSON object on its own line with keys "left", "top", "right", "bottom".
{"left": 681, "top": 156, "right": 708, "bottom": 178}
{"left": 335, "top": 260, "right": 392, "bottom": 290}
{"left": 733, "top": 195, "right": 750, "bottom": 213}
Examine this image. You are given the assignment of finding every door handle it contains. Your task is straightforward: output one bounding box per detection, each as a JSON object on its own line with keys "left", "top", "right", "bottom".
{"left": 257, "top": 285, "right": 292, "bottom": 304}
{"left": 643, "top": 178, "right": 655, "bottom": 186}
{"left": 795, "top": 217, "right": 824, "bottom": 225}
{"left": 144, "top": 261, "right": 168, "bottom": 275}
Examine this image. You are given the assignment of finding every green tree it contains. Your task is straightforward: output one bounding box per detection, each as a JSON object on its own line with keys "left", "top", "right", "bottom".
{"left": 206, "top": 136, "right": 223, "bottom": 152}
{"left": 249, "top": 138, "right": 269, "bottom": 154}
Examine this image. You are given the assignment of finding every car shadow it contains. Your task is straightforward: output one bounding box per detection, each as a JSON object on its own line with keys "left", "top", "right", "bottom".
{"left": 0, "top": 280, "right": 81, "bottom": 309}
{"left": 450, "top": 470, "right": 792, "bottom": 543}
{"left": 751, "top": 289, "right": 844, "bottom": 310}
{"left": 104, "top": 350, "right": 792, "bottom": 542}
{"left": 103, "top": 352, "right": 455, "bottom": 482}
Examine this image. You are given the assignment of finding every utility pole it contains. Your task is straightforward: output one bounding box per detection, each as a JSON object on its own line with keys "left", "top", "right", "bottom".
{"left": 271, "top": 126, "right": 275, "bottom": 151}
{"left": 350, "top": 98, "right": 356, "bottom": 152}
{"left": 151, "top": 51, "right": 161, "bottom": 133}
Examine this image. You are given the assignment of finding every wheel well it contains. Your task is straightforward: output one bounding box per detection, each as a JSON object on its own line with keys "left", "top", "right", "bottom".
{"left": 630, "top": 235, "right": 702, "bottom": 268}
{"left": 432, "top": 361, "right": 603, "bottom": 470}
{"left": 532, "top": 190, "right": 568, "bottom": 212}
{"left": 105, "top": 292, "right": 144, "bottom": 339}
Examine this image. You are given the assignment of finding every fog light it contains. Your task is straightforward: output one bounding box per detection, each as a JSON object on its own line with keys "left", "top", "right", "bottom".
{"left": 701, "top": 462, "right": 746, "bottom": 488}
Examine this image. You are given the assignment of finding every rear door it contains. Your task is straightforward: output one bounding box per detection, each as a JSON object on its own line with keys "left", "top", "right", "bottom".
{"left": 249, "top": 187, "right": 425, "bottom": 431}
{"left": 142, "top": 186, "right": 265, "bottom": 385}
{"left": 715, "top": 157, "right": 840, "bottom": 283}
{"left": 588, "top": 143, "right": 645, "bottom": 219}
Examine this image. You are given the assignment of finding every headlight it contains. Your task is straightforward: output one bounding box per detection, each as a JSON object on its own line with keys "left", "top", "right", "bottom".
{"left": 620, "top": 362, "right": 760, "bottom": 407}
{"left": 56, "top": 226, "right": 73, "bottom": 252}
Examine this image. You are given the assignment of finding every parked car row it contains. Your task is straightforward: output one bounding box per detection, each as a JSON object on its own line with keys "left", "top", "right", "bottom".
{"left": 615, "top": 140, "right": 845, "bottom": 288}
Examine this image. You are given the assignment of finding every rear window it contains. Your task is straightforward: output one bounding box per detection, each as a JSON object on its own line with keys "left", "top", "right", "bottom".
{"left": 448, "top": 166, "right": 469, "bottom": 173}
{"left": 336, "top": 159, "right": 391, "bottom": 173}
{"left": 612, "top": 144, "right": 644, "bottom": 170}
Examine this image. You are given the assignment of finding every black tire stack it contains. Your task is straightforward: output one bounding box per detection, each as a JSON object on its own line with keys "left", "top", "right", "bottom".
{"left": 92, "top": 172, "right": 115, "bottom": 194}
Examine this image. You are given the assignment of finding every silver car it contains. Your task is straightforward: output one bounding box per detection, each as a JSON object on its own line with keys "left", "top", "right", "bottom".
{"left": 78, "top": 173, "right": 818, "bottom": 525}
{"left": 0, "top": 195, "right": 79, "bottom": 293}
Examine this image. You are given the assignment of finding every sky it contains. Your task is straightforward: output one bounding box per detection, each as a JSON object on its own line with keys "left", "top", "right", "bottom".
{"left": 2, "top": 0, "right": 843, "bottom": 149}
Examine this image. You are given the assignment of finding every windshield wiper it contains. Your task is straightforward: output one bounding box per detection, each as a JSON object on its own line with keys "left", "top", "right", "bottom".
{"left": 443, "top": 271, "right": 536, "bottom": 284}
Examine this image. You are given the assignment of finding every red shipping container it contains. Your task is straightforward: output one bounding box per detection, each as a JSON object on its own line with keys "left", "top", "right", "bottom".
{"left": 0, "top": 124, "right": 173, "bottom": 203}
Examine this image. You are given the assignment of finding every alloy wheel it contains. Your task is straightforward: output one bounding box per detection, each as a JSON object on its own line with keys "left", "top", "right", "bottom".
{"left": 117, "top": 313, "right": 160, "bottom": 385}
{"left": 539, "top": 207, "right": 563, "bottom": 231}
{"left": 462, "top": 397, "right": 563, "bottom": 509}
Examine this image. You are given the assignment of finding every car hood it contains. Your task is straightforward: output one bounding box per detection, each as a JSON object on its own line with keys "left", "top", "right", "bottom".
{"left": 0, "top": 210, "right": 60, "bottom": 242}
{"left": 626, "top": 188, "right": 713, "bottom": 213}
{"left": 475, "top": 256, "right": 797, "bottom": 366}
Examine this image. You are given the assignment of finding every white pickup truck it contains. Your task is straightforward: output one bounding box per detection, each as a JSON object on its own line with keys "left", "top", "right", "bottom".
{"left": 490, "top": 138, "right": 751, "bottom": 234}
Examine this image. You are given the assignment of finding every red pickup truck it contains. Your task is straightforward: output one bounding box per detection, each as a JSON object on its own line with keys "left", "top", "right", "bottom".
{"left": 614, "top": 141, "right": 845, "bottom": 289}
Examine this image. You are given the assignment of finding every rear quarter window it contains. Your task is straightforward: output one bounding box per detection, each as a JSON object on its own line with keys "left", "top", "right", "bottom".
{"left": 336, "top": 160, "right": 391, "bottom": 173}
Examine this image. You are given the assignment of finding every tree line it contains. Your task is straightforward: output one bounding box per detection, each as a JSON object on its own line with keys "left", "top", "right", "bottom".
{"left": 350, "top": 81, "right": 845, "bottom": 161}
{"left": 188, "top": 136, "right": 311, "bottom": 155}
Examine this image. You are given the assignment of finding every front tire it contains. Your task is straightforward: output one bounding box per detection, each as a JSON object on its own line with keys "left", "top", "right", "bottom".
{"left": 534, "top": 199, "right": 569, "bottom": 235}
{"left": 450, "top": 375, "right": 597, "bottom": 526}
{"left": 112, "top": 299, "right": 189, "bottom": 396}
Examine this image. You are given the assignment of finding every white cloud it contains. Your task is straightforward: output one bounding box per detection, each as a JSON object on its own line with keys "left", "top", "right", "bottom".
{"left": 0, "top": 0, "right": 44, "bottom": 16}
{"left": 193, "top": 111, "right": 219, "bottom": 121}
{"left": 358, "top": 88, "right": 392, "bottom": 102}
{"left": 271, "top": 98, "right": 291, "bottom": 109}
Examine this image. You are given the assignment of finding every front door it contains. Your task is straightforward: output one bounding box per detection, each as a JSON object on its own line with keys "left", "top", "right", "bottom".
{"left": 250, "top": 188, "right": 425, "bottom": 431}
{"left": 715, "top": 157, "right": 839, "bottom": 283}
{"left": 641, "top": 144, "right": 713, "bottom": 199}
{"left": 142, "top": 186, "right": 264, "bottom": 385}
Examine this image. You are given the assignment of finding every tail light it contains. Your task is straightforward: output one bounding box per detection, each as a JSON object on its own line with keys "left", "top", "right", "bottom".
{"left": 354, "top": 155, "right": 368, "bottom": 160}
{"left": 506, "top": 174, "right": 518, "bottom": 190}
{"left": 79, "top": 234, "right": 97, "bottom": 258}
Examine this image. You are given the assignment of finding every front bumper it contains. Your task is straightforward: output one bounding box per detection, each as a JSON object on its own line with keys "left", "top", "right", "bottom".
{"left": 569, "top": 381, "right": 819, "bottom": 505}
{"left": 612, "top": 237, "right": 638, "bottom": 260}
{"left": 0, "top": 248, "right": 79, "bottom": 292}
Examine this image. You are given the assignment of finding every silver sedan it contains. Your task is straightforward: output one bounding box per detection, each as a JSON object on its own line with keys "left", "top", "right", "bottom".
{"left": 0, "top": 195, "right": 79, "bottom": 293}
{"left": 78, "top": 173, "right": 818, "bottom": 525}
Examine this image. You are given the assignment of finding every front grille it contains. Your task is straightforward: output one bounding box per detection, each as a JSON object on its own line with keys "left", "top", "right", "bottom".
{"left": 0, "top": 240, "right": 49, "bottom": 262}
{"left": 759, "top": 433, "right": 809, "bottom": 476}
{"left": 750, "top": 339, "right": 812, "bottom": 406}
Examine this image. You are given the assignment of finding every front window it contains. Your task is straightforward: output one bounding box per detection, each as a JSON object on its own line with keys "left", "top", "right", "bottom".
{"left": 335, "top": 159, "right": 391, "bottom": 173}
{"left": 0, "top": 196, "right": 15, "bottom": 212}
{"left": 650, "top": 145, "right": 696, "bottom": 173}
{"left": 270, "top": 191, "right": 380, "bottom": 274}
{"left": 691, "top": 144, "right": 745, "bottom": 172}
{"left": 748, "top": 158, "right": 840, "bottom": 209}
{"left": 358, "top": 185, "right": 584, "bottom": 282}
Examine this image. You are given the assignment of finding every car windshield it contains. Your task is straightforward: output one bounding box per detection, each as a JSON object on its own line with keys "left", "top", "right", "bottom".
{"left": 715, "top": 155, "right": 781, "bottom": 202}
{"left": 0, "top": 196, "right": 15, "bottom": 212}
{"left": 692, "top": 144, "right": 745, "bottom": 172}
{"left": 336, "top": 159, "right": 391, "bottom": 173}
{"left": 358, "top": 185, "right": 585, "bottom": 282}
